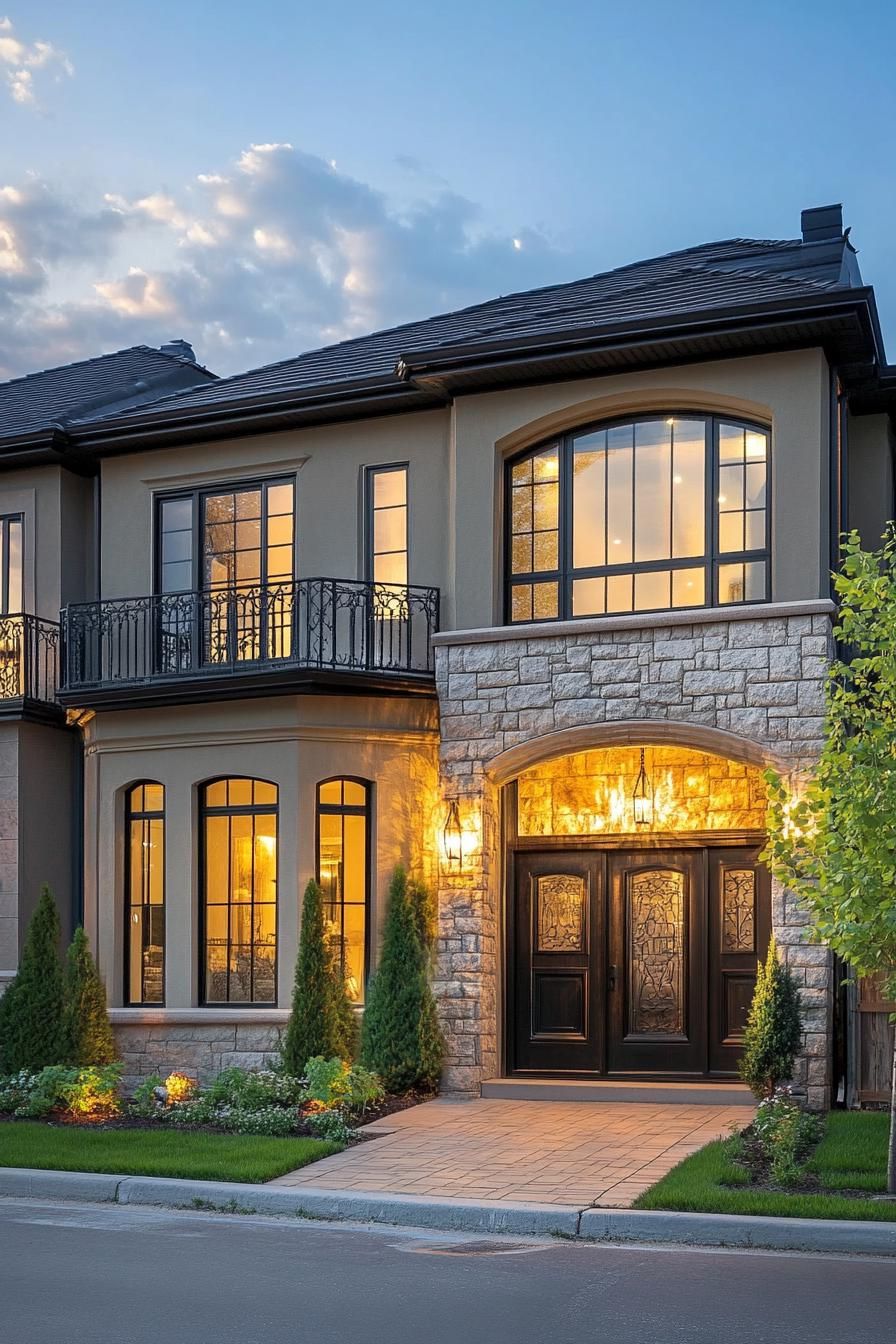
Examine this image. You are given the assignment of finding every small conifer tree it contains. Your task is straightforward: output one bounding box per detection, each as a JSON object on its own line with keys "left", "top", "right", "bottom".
{"left": 0, "top": 884, "right": 67, "bottom": 1072}
{"left": 282, "top": 880, "right": 355, "bottom": 1075}
{"left": 739, "top": 938, "right": 803, "bottom": 1099}
{"left": 361, "top": 866, "right": 443, "bottom": 1093}
{"left": 64, "top": 926, "right": 118, "bottom": 1065}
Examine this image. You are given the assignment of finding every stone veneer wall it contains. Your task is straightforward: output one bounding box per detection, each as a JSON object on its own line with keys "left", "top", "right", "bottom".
{"left": 433, "top": 602, "right": 835, "bottom": 1110}
{"left": 111, "top": 1014, "right": 288, "bottom": 1092}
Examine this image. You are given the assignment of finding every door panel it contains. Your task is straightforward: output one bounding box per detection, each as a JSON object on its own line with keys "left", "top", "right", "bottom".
{"left": 707, "top": 846, "right": 771, "bottom": 1073}
{"left": 513, "top": 852, "right": 603, "bottom": 1073}
{"left": 607, "top": 849, "right": 706, "bottom": 1074}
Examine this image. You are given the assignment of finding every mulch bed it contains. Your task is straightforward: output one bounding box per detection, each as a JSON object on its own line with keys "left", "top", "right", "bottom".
{"left": 729, "top": 1126, "right": 881, "bottom": 1202}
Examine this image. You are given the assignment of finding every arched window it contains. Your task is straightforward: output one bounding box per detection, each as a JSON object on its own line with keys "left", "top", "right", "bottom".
{"left": 506, "top": 414, "right": 769, "bottom": 622}
{"left": 201, "top": 778, "right": 278, "bottom": 1005}
{"left": 316, "top": 778, "right": 370, "bottom": 1004}
{"left": 125, "top": 782, "right": 165, "bottom": 1005}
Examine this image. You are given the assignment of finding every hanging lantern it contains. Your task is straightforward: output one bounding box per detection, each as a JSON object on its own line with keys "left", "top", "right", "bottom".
{"left": 443, "top": 799, "right": 463, "bottom": 867}
{"left": 632, "top": 749, "right": 653, "bottom": 827}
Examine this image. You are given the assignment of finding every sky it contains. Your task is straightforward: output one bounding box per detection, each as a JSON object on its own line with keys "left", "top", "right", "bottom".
{"left": 1, "top": 0, "right": 894, "bottom": 381}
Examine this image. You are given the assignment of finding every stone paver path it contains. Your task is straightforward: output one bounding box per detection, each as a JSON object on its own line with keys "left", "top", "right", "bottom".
{"left": 272, "top": 1097, "right": 754, "bottom": 1207}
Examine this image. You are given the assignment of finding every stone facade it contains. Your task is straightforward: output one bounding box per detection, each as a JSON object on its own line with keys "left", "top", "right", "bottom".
{"left": 433, "top": 600, "right": 835, "bottom": 1110}
{"left": 111, "top": 1013, "right": 287, "bottom": 1091}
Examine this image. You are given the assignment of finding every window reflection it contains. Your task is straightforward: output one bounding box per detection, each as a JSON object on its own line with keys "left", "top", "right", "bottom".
{"left": 317, "top": 778, "right": 369, "bottom": 1004}
{"left": 202, "top": 778, "right": 277, "bottom": 1004}
{"left": 507, "top": 415, "right": 768, "bottom": 621}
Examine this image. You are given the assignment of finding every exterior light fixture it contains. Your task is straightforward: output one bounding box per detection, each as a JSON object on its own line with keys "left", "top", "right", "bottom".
{"left": 632, "top": 749, "right": 653, "bottom": 827}
{"left": 443, "top": 799, "right": 463, "bottom": 868}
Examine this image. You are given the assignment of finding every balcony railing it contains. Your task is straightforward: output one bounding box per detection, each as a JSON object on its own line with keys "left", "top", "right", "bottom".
{"left": 61, "top": 578, "right": 440, "bottom": 699}
{"left": 0, "top": 614, "right": 61, "bottom": 707}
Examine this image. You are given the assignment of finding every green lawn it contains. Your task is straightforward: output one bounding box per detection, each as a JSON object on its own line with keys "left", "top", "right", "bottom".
{"left": 634, "top": 1111, "right": 896, "bottom": 1222}
{"left": 0, "top": 1123, "right": 341, "bottom": 1183}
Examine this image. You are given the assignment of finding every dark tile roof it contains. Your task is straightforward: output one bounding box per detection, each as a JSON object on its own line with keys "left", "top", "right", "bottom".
{"left": 106, "top": 234, "right": 857, "bottom": 421}
{"left": 0, "top": 345, "right": 215, "bottom": 441}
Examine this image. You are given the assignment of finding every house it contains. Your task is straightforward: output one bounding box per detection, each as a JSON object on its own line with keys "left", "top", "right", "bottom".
{"left": 1, "top": 204, "right": 893, "bottom": 1108}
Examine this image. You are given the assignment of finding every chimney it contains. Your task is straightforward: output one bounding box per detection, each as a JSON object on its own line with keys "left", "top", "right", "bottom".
{"left": 160, "top": 339, "right": 197, "bottom": 363}
{"left": 800, "top": 204, "right": 843, "bottom": 244}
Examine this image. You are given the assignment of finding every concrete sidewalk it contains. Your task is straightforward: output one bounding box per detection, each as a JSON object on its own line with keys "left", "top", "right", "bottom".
{"left": 2, "top": 1167, "right": 896, "bottom": 1256}
{"left": 271, "top": 1096, "right": 754, "bottom": 1207}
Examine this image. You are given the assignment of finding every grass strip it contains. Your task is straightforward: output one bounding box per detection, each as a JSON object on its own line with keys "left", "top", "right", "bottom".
{"left": 0, "top": 1122, "right": 341, "bottom": 1183}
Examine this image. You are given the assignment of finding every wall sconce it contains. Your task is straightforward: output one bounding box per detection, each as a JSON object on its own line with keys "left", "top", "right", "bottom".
{"left": 632, "top": 749, "right": 653, "bottom": 827}
{"left": 442, "top": 799, "right": 463, "bottom": 868}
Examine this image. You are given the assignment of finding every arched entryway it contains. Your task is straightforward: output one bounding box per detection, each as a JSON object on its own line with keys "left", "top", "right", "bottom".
{"left": 499, "top": 731, "right": 775, "bottom": 1080}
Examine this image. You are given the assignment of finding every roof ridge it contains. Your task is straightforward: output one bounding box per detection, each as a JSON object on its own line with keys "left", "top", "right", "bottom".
{"left": 0, "top": 345, "right": 163, "bottom": 392}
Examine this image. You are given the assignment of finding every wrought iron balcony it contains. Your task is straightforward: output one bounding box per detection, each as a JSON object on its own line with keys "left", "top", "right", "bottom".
{"left": 60, "top": 578, "right": 439, "bottom": 706}
{"left": 0, "top": 614, "right": 62, "bottom": 716}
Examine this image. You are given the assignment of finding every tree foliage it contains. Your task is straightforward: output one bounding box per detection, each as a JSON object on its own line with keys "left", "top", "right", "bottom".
{"left": 282, "top": 880, "right": 355, "bottom": 1075}
{"left": 64, "top": 926, "right": 118, "bottom": 1065}
{"left": 739, "top": 938, "right": 803, "bottom": 1099}
{"left": 0, "top": 885, "right": 67, "bottom": 1073}
{"left": 361, "top": 866, "right": 443, "bottom": 1093}
{"left": 764, "top": 528, "right": 896, "bottom": 1185}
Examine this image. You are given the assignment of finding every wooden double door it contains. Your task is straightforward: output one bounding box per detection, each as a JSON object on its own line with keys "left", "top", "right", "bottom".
{"left": 511, "top": 844, "right": 770, "bottom": 1077}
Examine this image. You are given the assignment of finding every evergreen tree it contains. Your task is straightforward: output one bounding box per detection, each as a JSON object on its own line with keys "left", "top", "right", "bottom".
{"left": 361, "top": 866, "right": 443, "bottom": 1093}
{"left": 408, "top": 874, "right": 438, "bottom": 958}
{"left": 282, "top": 880, "right": 355, "bottom": 1074}
{"left": 739, "top": 938, "right": 803, "bottom": 1099}
{"left": 64, "top": 926, "right": 118, "bottom": 1065}
{"left": 0, "top": 885, "right": 67, "bottom": 1072}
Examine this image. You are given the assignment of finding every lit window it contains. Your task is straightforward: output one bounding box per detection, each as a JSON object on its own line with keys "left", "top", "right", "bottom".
{"left": 0, "top": 514, "right": 23, "bottom": 615}
{"left": 125, "top": 782, "right": 165, "bottom": 1005}
{"left": 367, "top": 466, "right": 408, "bottom": 588}
{"left": 506, "top": 416, "right": 769, "bottom": 621}
{"left": 317, "top": 778, "right": 370, "bottom": 1004}
{"left": 201, "top": 778, "right": 278, "bottom": 1005}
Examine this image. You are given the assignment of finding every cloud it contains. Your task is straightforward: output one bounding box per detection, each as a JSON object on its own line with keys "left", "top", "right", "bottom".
{"left": 0, "top": 140, "right": 576, "bottom": 380}
{"left": 0, "top": 16, "right": 73, "bottom": 106}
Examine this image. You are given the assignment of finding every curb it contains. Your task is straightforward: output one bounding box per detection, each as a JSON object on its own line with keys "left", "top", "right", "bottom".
{"left": 2, "top": 1168, "right": 896, "bottom": 1255}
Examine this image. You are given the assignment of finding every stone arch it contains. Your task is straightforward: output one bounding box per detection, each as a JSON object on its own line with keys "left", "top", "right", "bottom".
{"left": 486, "top": 719, "right": 791, "bottom": 787}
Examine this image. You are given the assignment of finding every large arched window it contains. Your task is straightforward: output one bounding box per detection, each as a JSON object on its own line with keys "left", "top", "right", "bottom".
{"left": 316, "top": 778, "right": 370, "bottom": 1004}
{"left": 505, "top": 414, "right": 769, "bottom": 622}
{"left": 201, "top": 778, "right": 278, "bottom": 1005}
{"left": 125, "top": 782, "right": 165, "bottom": 1005}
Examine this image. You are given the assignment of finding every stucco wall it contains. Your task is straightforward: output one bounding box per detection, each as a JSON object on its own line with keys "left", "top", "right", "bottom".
{"left": 433, "top": 600, "right": 835, "bottom": 1109}
{"left": 81, "top": 693, "right": 439, "bottom": 1013}
{"left": 848, "top": 412, "right": 895, "bottom": 550}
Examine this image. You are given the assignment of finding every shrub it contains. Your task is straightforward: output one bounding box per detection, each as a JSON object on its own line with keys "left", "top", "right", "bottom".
{"left": 752, "top": 1087, "right": 823, "bottom": 1186}
{"left": 303, "top": 1055, "right": 384, "bottom": 1114}
{"left": 282, "top": 881, "right": 355, "bottom": 1074}
{"left": 204, "top": 1066, "right": 304, "bottom": 1109}
{"left": 1, "top": 1063, "right": 121, "bottom": 1119}
{"left": 305, "top": 1108, "right": 353, "bottom": 1144}
{"left": 129, "top": 1073, "right": 164, "bottom": 1118}
{"left": 164, "top": 1072, "right": 198, "bottom": 1105}
{"left": 0, "top": 1069, "right": 45, "bottom": 1114}
{"left": 64, "top": 927, "right": 118, "bottom": 1066}
{"left": 739, "top": 938, "right": 803, "bottom": 1100}
{"left": 360, "top": 866, "right": 443, "bottom": 1093}
{"left": 0, "top": 886, "right": 67, "bottom": 1073}
{"left": 408, "top": 874, "right": 438, "bottom": 958}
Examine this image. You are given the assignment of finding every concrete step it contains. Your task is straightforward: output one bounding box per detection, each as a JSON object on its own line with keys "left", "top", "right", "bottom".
{"left": 479, "top": 1077, "right": 755, "bottom": 1105}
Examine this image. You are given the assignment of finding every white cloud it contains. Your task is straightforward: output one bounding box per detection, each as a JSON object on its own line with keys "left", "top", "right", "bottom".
{"left": 0, "top": 140, "right": 573, "bottom": 380}
{"left": 0, "top": 16, "right": 73, "bottom": 107}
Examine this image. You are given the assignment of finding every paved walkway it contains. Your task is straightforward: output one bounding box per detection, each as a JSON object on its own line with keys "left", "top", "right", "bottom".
{"left": 272, "top": 1097, "right": 754, "bottom": 1207}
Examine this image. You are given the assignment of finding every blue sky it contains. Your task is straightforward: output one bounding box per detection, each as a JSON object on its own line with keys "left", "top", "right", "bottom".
{"left": 1, "top": 0, "right": 894, "bottom": 378}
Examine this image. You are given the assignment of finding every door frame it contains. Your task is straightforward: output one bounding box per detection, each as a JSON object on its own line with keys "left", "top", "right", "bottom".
{"left": 502, "top": 780, "right": 767, "bottom": 1079}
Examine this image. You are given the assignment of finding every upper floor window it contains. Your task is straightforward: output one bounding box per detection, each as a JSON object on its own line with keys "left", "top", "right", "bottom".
{"left": 157, "top": 478, "right": 295, "bottom": 596}
{"left": 505, "top": 415, "right": 769, "bottom": 622}
{"left": 317, "top": 778, "right": 370, "bottom": 1004}
{"left": 125, "top": 782, "right": 165, "bottom": 1006}
{"left": 366, "top": 465, "right": 408, "bottom": 588}
{"left": 201, "top": 777, "right": 278, "bottom": 1005}
{"left": 0, "top": 514, "right": 23, "bottom": 614}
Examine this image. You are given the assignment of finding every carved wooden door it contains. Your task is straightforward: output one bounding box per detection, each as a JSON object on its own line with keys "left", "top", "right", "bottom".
{"left": 607, "top": 850, "right": 706, "bottom": 1074}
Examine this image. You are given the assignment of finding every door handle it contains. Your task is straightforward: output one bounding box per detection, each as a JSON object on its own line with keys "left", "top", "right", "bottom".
{"left": 608, "top": 963, "right": 619, "bottom": 991}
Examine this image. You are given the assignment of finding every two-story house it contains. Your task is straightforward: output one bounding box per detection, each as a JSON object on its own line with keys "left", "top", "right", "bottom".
{"left": 2, "top": 204, "right": 893, "bottom": 1109}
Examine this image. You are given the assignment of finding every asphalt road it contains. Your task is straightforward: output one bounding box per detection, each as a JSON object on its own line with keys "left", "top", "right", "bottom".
{"left": 1, "top": 1197, "right": 893, "bottom": 1344}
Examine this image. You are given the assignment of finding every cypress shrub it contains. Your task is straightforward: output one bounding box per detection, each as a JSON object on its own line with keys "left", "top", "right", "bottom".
{"left": 282, "top": 880, "right": 355, "bottom": 1075}
{"left": 0, "top": 885, "right": 67, "bottom": 1072}
{"left": 361, "top": 866, "right": 443, "bottom": 1093}
{"left": 739, "top": 937, "right": 804, "bottom": 1099}
{"left": 408, "top": 874, "right": 438, "bottom": 958}
{"left": 64, "top": 926, "right": 118, "bottom": 1065}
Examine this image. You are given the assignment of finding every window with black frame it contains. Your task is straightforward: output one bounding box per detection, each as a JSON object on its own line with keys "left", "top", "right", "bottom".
{"left": 201, "top": 778, "right": 278, "bottom": 1005}
{"left": 125, "top": 782, "right": 165, "bottom": 1005}
{"left": 316, "top": 778, "right": 370, "bottom": 1004}
{"left": 506, "top": 415, "right": 769, "bottom": 622}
